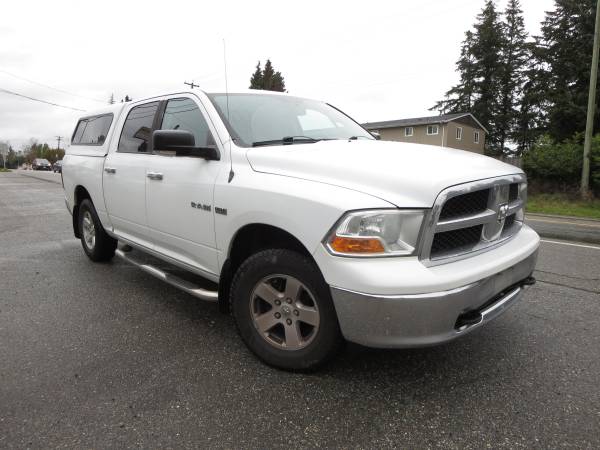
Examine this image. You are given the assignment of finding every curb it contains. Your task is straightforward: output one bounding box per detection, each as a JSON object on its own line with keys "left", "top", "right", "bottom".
{"left": 17, "top": 171, "right": 62, "bottom": 185}
{"left": 536, "top": 231, "right": 600, "bottom": 246}
{"left": 526, "top": 212, "right": 600, "bottom": 223}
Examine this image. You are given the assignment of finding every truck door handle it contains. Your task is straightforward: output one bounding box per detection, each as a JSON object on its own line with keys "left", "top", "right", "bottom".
{"left": 104, "top": 167, "right": 116, "bottom": 174}
{"left": 147, "top": 172, "right": 163, "bottom": 181}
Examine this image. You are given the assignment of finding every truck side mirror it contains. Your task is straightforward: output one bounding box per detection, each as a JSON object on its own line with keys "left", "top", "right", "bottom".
{"left": 152, "top": 130, "right": 220, "bottom": 161}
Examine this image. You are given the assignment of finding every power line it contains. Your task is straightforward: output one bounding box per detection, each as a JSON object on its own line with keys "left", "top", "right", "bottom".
{"left": 0, "top": 69, "right": 106, "bottom": 103}
{"left": 0, "top": 87, "right": 86, "bottom": 112}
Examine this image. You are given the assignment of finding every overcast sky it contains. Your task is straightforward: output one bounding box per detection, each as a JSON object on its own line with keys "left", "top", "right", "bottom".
{"left": 1, "top": 0, "right": 553, "bottom": 150}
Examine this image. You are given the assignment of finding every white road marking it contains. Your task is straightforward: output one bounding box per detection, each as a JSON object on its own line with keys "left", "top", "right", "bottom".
{"left": 540, "top": 239, "right": 600, "bottom": 250}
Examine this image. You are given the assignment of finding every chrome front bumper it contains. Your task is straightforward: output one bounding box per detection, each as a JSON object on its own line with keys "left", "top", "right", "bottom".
{"left": 330, "top": 249, "right": 538, "bottom": 348}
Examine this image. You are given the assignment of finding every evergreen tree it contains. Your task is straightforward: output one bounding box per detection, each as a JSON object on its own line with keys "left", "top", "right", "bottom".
{"left": 539, "top": 0, "right": 599, "bottom": 142}
{"left": 271, "top": 71, "right": 286, "bottom": 92}
{"left": 497, "top": 0, "right": 528, "bottom": 154}
{"left": 262, "top": 59, "right": 275, "bottom": 90}
{"left": 109, "top": 93, "right": 115, "bottom": 105}
{"left": 431, "top": 1, "right": 505, "bottom": 155}
{"left": 249, "top": 61, "right": 262, "bottom": 89}
{"left": 431, "top": 31, "right": 477, "bottom": 114}
{"left": 514, "top": 42, "right": 549, "bottom": 154}
{"left": 471, "top": 0, "right": 505, "bottom": 155}
{"left": 248, "top": 59, "right": 287, "bottom": 92}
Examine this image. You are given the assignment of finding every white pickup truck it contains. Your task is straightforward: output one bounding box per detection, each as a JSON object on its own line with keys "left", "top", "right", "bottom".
{"left": 62, "top": 90, "right": 539, "bottom": 370}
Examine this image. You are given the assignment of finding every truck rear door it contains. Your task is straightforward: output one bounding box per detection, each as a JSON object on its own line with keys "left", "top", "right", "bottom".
{"left": 103, "top": 101, "right": 160, "bottom": 247}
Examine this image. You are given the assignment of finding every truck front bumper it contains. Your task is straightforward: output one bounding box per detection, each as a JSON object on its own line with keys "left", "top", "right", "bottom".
{"left": 321, "top": 226, "right": 540, "bottom": 348}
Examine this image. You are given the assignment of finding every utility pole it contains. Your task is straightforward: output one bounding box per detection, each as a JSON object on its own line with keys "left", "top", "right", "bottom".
{"left": 582, "top": 0, "right": 600, "bottom": 198}
{"left": 184, "top": 81, "right": 199, "bottom": 89}
{"left": 0, "top": 143, "right": 7, "bottom": 169}
{"left": 55, "top": 136, "right": 63, "bottom": 151}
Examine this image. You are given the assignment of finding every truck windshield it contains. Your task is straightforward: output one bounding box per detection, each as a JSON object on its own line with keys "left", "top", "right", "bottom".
{"left": 208, "top": 93, "right": 374, "bottom": 147}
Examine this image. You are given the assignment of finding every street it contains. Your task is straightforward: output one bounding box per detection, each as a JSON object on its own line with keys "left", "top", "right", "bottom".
{"left": 1, "top": 172, "right": 599, "bottom": 449}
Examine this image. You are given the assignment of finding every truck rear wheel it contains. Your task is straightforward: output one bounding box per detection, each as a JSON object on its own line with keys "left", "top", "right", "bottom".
{"left": 78, "top": 198, "right": 117, "bottom": 262}
{"left": 230, "top": 249, "right": 343, "bottom": 371}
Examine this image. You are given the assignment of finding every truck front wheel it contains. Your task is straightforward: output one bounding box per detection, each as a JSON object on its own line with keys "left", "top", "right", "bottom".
{"left": 78, "top": 198, "right": 117, "bottom": 262}
{"left": 230, "top": 249, "right": 343, "bottom": 371}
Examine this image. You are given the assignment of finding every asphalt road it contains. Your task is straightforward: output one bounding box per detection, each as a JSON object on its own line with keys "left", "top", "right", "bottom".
{"left": 1, "top": 172, "right": 599, "bottom": 449}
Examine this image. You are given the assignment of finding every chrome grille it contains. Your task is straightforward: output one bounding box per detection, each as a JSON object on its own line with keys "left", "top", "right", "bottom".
{"left": 509, "top": 183, "right": 519, "bottom": 202}
{"left": 439, "top": 189, "right": 490, "bottom": 221}
{"left": 431, "top": 224, "right": 483, "bottom": 255}
{"left": 420, "top": 175, "right": 526, "bottom": 265}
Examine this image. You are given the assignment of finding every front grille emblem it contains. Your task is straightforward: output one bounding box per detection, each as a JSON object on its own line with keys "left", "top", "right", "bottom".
{"left": 497, "top": 203, "right": 509, "bottom": 223}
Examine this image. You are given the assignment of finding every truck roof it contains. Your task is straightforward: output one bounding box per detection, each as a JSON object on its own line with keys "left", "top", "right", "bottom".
{"left": 79, "top": 102, "right": 127, "bottom": 119}
{"left": 78, "top": 89, "right": 300, "bottom": 118}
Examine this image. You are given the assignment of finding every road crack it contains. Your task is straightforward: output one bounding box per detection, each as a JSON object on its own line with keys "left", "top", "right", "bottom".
{"left": 535, "top": 269, "right": 600, "bottom": 282}
{"left": 536, "top": 279, "right": 600, "bottom": 295}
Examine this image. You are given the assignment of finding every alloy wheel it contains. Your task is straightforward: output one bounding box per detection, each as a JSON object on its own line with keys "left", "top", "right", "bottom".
{"left": 250, "top": 274, "right": 320, "bottom": 350}
{"left": 82, "top": 211, "right": 96, "bottom": 250}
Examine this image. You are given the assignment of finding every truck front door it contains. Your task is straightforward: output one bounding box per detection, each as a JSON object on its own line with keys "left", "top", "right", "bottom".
{"left": 145, "top": 96, "right": 222, "bottom": 277}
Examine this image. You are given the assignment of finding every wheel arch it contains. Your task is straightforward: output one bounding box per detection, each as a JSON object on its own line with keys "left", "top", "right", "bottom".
{"left": 72, "top": 185, "right": 92, "bottom": 238}
{"left": 218, "top": 223, "right": 316, "bottom": 313}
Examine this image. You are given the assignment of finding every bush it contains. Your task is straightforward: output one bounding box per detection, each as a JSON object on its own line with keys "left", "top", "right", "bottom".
{"left": 523, "top": 133, "right": 600, "bottom": 195}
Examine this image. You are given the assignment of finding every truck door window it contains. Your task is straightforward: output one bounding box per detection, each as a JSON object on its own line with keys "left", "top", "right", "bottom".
{"left": 72, "top": 114, "right": 113, "bottom": 145}
{"left": 117, "top": 102, "right": 159, "bottom": 153}
{"left": 160, "top": 98, "right": 215, "bottom": 147}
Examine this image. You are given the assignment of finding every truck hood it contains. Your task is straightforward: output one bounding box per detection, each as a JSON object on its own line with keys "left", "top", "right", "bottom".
{"left": 246, "top": 140, "right": 522, "bottom": 207}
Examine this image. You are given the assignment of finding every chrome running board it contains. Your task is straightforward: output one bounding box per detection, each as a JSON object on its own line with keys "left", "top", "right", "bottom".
{"left": 115, "top": 249, "right": 218, "bottom": 303}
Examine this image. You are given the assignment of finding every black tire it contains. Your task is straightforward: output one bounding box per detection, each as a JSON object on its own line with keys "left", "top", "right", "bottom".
{"left": 78, "top": 198, "right": 117, "bottom": 262}
{"left": 230, "top": 249, "right": 344, "bottom": 371}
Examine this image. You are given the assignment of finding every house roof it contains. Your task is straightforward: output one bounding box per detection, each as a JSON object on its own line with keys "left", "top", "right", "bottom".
{"left": 362, "top": 113, "right": 489, "bottom": 134}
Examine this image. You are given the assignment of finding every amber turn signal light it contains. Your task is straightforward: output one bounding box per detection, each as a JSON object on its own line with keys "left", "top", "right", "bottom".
{"left": 329, "top": 236, "right": 385, "bottom": 254}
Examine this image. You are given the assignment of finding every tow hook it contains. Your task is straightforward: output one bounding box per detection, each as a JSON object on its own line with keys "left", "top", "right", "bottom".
{"left": 455, "top": 276, "right": 537, "bottom": 331}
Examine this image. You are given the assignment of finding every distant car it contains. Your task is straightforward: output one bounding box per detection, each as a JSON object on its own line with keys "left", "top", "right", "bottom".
{"left": 53, "top": 160, "right": 63, "bottom": 173}
{"left": 32, "top": 158, "right": 52, "bottom": 171}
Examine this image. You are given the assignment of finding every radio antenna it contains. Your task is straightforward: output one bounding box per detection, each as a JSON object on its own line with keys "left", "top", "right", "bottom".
{"left": 223, "top": 38, "right": 234, "bottom": 183}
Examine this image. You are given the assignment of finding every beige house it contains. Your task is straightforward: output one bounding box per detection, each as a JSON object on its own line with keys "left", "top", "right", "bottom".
{"left": 362, "top": 113, "right": 488, "bottom": 154}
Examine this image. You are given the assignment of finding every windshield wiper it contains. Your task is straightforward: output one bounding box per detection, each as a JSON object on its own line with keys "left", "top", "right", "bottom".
{"left": 252, "top": 136, "right": 320, "bottom": 147}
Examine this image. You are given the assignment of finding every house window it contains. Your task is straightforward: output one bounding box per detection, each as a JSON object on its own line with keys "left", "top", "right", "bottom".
{"left": 474, "top": 131, "right": 480, "bottom": 144}
{"left": 427, "top": 125, "right": 439, "bottom": 135}
{"left": 456, "top": 127, "right": 463, "bottom": 140}
{"left": 405, "top": 127, "right": 414, "bottom": 137}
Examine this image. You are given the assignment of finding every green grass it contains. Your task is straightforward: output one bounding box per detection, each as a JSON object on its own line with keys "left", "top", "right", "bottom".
{"left": 527, "top": 193, "right": 600, "bottom": 219}
{"left": 0, "top": 167, "right": 11, "bottom": 173}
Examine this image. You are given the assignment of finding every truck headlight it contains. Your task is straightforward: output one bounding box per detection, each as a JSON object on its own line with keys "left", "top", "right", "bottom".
{"left": 325, "top": 209, "right": 425, "bottom": 257}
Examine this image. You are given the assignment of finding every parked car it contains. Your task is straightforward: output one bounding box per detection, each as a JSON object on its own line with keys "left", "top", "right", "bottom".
{"left": 62, "top": 90, "right": 539, "bottom": 371}
{"left": 53, "top": 160, "right": 63, "bottom": 173}
{"left": 32, "top": 158, "right": 52, "bottom": 171}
